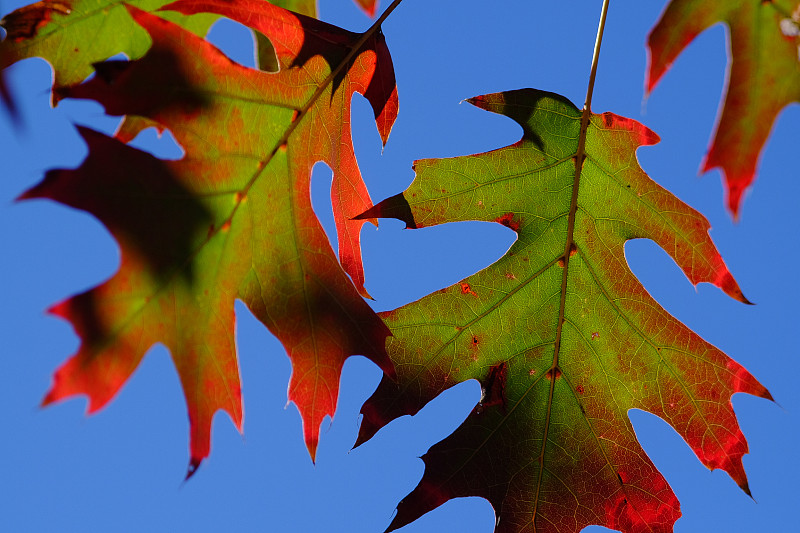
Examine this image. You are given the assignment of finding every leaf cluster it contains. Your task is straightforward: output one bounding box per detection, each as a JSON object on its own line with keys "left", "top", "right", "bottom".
{"left": 1, "top": 0, "right": 796, "bottom": 532}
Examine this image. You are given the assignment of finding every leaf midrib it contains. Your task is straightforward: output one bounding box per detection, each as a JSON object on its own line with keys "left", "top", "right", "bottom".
{"left": 80, "top": 4, "right": 397, "bottom": 360}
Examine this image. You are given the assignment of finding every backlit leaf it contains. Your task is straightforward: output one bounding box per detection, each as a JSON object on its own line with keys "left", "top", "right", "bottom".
{"left": 0, "top": 0, "right": 377, "bottom": 96}
{"left": 0, "top": 0, "right": 215, "bottom": 91}
{"left": 21, "top": 0, "right": 398, "bottom": 473}
{"left": 356, "top": 89, "right": 770, "bottom": 533}
{"left": 647, "top": 0, "right": 800, "bottom": 217}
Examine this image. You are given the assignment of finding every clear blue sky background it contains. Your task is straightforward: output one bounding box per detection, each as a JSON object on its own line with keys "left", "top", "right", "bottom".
{"left": 1, "top": 0, "right": 798, "bottom": 531}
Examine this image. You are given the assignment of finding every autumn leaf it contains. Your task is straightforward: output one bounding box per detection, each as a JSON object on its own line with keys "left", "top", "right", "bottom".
{"left": 0, "top": 0, "right": 376, "bottom": 96}
{"left": 647, "top": 0, "right": 800, "bottom": 218}
{"left": 255, "top": 1, "right": 379, "bottom": 72}
{"left": 21, "top": 1, "right": 398, "bottom": 473}
{"left": 0, "top": 0, "right": 217, "bottom": 91}
{"left": 355, "top": 89, "right": 770, "bottom": 533}
{"left": 252, "top": 0, "right": 378, "bottom": 74}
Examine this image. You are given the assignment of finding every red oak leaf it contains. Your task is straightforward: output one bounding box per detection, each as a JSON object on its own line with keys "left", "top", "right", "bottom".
{"left": 647, "top": 0, "right": 800, "bottom": 217}
{"left": 357, "top": 89, "right": 770, "bottom": 533}
{"left": 22, "top": 1, "right": 397, "bottom": 474}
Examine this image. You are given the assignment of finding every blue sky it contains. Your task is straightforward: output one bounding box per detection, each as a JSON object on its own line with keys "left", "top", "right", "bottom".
{"left": 1, "top": 0, "right": 798, "bottom": 531}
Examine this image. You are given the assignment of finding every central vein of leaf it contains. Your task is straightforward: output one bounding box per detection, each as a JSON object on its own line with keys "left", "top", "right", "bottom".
{"left": 95, "top": 1, "right": 408, "bottom": 355}
{"left": 532, "top": 0, "right": 611, "bottom": 525}
{"left": 213, "top": 0, "right": 406, "bottom": 237}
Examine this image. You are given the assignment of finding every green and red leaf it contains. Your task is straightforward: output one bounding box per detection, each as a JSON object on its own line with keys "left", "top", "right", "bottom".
{"left": 0, "top": 0, "right": 216, "bottom": 91}
{"left": 357, "top": 89, "right": 770, "bottom": 533}
{"left": 647, "top": 0, "right": 800, "bottom": 217}
{"left": 0, "top": 0, "right": 377, "bottom": 98}
{"left": 22, "top": 1, "right": 397, "bottom": 472}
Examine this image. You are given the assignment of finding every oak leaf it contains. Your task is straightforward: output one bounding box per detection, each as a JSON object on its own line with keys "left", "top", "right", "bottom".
{"left": 21, "top": 0, "right": 397, "bottom": 473}
{"left": 0, "top": 0, "right": 215, "bottom": 91}
{"left": 252, "top": 0, "right": 377, "bottom": 75}
{"left": 356, "top": 89, "right": 770, "bottom": 533}
{"left": 647, "top": 0, "right": 800, "bottom": 217}
{"left": 0, "top": 0, "right": 376, "bottom": 96}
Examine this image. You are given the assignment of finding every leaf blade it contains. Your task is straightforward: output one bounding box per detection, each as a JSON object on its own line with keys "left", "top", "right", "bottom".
{"left": 358, "top": 89, "right": 769, "bottom": 533}
{"left": 24, "top": 1, "right": 397, "bottom": 470}
{"left": 647, "top": 0, "right": 800, "bottom": 217}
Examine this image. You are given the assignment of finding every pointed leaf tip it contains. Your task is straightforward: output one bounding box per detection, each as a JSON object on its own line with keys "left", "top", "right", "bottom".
{"left": 648, "top": 0, "right": 799, "bottom": 217}
{"left": 185, "top": 457, "right": 202, "bottom": 481}
{"left": 355, "top": 193, "right": 417, "bottom": 228}
{"left": 306, "top": 435, "right": 319, "bottom": 464}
